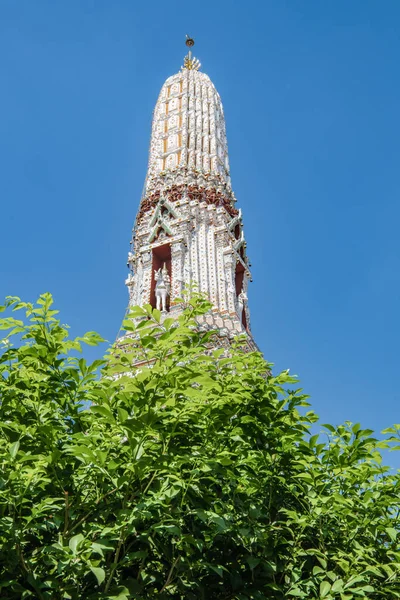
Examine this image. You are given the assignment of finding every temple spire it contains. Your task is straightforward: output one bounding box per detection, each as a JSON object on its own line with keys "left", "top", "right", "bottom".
{"left": 123, "top": 42, "right": 256, "bottom": 351}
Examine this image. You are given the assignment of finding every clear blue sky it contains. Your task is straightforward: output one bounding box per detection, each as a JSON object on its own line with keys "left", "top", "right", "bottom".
{"left": 1, "top": 2, "right": 399, "bottom": 465}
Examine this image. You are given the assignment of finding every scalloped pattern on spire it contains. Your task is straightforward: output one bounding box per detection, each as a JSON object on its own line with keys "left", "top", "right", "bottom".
{"left": 145, "top": 69, "right": 231, "bottom": 194}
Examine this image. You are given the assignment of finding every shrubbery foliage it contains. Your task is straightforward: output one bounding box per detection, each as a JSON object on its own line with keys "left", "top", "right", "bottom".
{"left": 0, "top": 293, "right": 399, "bottom": 599}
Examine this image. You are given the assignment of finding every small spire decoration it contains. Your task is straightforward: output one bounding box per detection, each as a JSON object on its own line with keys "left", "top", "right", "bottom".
{"left": 182, "top": 35, "right": 201, "bottom": 71}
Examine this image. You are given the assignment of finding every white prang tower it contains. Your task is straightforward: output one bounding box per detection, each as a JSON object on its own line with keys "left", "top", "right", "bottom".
{"left": 125, "top": 38, "right": 255, "bottom": 349}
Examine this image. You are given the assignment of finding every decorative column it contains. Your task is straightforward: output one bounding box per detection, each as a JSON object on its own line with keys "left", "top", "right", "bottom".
{"left": 223, "top": 250, "right": 237, "bottom": 315}
{"left": 140, "top": 250, "right": 153, "bottom": 305}
{"left": 171, "top": 241, "right": 186, "bottom": 302}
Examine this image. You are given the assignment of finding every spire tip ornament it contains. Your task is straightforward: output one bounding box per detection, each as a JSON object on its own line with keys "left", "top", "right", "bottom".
{"left": 182, "top": 35, "right": 201, "bottom": 71}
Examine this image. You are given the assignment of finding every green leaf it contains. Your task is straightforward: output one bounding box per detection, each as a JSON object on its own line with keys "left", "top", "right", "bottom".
{"left": 117, "top": 407, "right": 129, "bottom": 423}
{"left": 127, "top": 306, "right": 147, "bottom": 318}
{"left": 322, "top": 423, "right": 336, "bottom": 432}
{"left": 208, "top": 512, "right": 227, "bottom": 530}
{"left": 316, "top": 555, "right": 327, "bottom": 569}
{"left": 206, "top": 564, "right": 228, "bottom": 577}
{"left": 331, "top": 579, "right": 344, "bottom": 593}
{"left": 163, "top": 317, "right": 175, "bottom": 330}
{"left": 91, "top": 405, "right": 115, "bottom": 420}
{"left": 320, "top": 581, "right": 331, "bottom": 598}
{"left": 8, "top": 441, "right": 20, "bottom": 459}
{"left": 90, "top": 566, "right": 105, "bottom": 585}
{"left": 344, "top": 575, "right": 365, "bottom": 590}
{"left": 91, "top": 541, "right": 114, "bottom": 557}
{"left": 69, "top": 533, "right": 84, "bottom": 554}
{"left": 134, "top": 443, "right": 144, "bottom": 460}
{"left": 108, "top": 587, "right": 131, "bottom": 600}
{"left": 287, "top": 589, "right": 306, "bottom": 598}
{"left": 386, "top": 527, "right": 397, "bottom": 542}
{"left": 245, "top": 556, "right": 260, "bottom": 570}
{"left": 152, "top": 308, "right": 161, "bottom": 323}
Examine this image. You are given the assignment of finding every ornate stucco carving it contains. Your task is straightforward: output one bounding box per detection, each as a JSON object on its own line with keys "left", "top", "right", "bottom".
{"left": 145, "top": 68, "right": 231, "bottom": 194}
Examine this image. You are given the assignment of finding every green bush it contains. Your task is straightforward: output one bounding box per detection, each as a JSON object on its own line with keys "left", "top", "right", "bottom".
{"left": 0, "top": 293, "right": 399, "bottom": 599}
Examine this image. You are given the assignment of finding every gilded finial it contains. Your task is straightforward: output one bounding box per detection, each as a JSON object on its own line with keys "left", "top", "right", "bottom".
{"left": 182, "top": 35, "right": 201, "bottom": 71}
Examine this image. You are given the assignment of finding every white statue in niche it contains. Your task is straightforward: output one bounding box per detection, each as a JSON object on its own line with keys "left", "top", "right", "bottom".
{"left": 237, "top": 290, "right": 248, "bottom": 324}
{"left": 127, "top": 251, "right": 134, "bottom": 268}
{"left": 154, "top": 263, "right": 171, "bottom": 312}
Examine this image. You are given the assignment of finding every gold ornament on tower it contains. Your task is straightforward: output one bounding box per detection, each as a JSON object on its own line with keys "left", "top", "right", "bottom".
{"left": 183, "top": 35, "right": 201, "bottom": 71}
